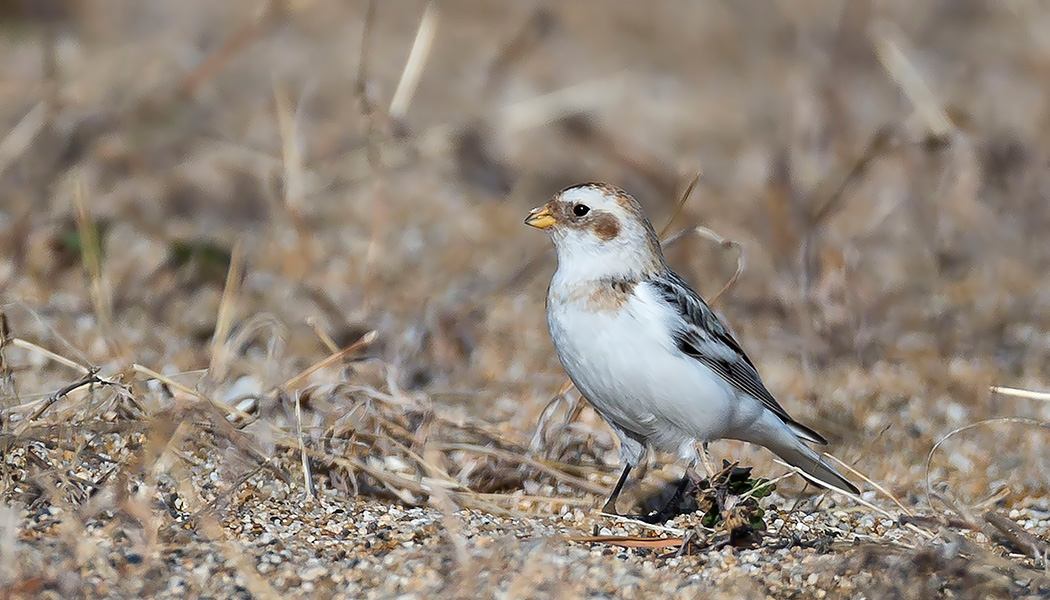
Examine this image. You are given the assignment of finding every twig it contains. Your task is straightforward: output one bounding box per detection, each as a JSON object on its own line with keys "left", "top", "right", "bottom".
{"left": 354, "top": 0, "right": 391, "bottom": 310}
{"left": 808, "top": 126, "right": 897, "bottom": 227}
{"left": 40, "top": 15, "right": 60, "bottom": 120}
{"left": 178, "top": 0, "right": 285, "bottom": 98}
{"left": 28, "top": 367, "right": 106, "bottom": 421}
{"left": 984, "top": 511, "right": 1050, "bottom": 564}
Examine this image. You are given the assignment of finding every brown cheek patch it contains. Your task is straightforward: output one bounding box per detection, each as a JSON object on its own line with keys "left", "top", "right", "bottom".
{"left": 593, "top": 214, "right": 620, "bottom": 241}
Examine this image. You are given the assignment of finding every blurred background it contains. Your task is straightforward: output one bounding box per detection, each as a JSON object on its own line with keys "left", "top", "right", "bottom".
{"left": 2, "top": 0, "right": 1050, "bottom": 507}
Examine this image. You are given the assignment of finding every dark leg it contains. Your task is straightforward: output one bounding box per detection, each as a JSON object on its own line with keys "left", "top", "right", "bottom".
{"left": 602, "top": 464, "right": 632, "bottom": 515}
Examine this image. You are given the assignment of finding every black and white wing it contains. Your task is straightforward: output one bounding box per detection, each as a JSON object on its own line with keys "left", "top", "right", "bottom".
{"left": 647, "top": 270, "right": 828, "bottom": 446}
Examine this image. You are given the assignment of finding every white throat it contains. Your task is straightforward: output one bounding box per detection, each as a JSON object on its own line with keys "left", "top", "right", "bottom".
{"left": 549, "top": 229, "right": 657, "bottom": 285}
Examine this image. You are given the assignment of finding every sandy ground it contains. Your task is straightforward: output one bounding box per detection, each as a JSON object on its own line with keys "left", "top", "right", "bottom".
{"left": 2, "top": 1, "right": 1050, "bottom": 598}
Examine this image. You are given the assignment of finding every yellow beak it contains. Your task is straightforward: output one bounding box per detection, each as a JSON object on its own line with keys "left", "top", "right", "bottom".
{"left": 524, "top": 205, "right": 556, "bottom": 229}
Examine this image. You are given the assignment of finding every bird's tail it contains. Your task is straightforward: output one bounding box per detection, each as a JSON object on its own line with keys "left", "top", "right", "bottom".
{"left": 766, "top": 435, "right": 859, "bottom": 495}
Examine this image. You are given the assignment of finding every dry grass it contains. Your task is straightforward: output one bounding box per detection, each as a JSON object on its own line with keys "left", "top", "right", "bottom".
{"left": 2, "top": 0, "right": 1050, "bottom": 598}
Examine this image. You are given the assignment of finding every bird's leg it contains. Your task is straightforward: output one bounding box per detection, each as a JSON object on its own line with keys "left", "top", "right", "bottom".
{"left": 602, "top": 464, "right": 632, "bottom": 515}
{"left": 698, "top": 441, "right": 718, "bottom": 481}
{"left": 690, "top": 442, "right": 727, "bottom": 515}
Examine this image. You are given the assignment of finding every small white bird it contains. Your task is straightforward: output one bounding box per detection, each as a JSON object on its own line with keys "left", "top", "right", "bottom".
{"left": 525, "top": 182, "right": 858, "bottom": 514}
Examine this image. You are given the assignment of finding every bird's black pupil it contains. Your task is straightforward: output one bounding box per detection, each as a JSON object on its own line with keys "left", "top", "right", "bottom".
{"left": 573, "top": 204, "right": 589, "bottom": 217}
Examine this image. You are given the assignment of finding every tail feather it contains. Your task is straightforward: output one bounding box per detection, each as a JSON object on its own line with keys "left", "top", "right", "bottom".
{"left": 768, "top": 437, "right": 859, "bottom": 495}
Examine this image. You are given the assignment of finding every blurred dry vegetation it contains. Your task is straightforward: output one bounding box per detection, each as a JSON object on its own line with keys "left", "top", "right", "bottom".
{"left": 2, "top": 0, "right": 1050, "bottom": 598}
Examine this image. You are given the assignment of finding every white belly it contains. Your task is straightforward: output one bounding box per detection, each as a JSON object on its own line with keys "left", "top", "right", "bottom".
{"left": 547, "top": 281, "right": 762, "bottom": 457}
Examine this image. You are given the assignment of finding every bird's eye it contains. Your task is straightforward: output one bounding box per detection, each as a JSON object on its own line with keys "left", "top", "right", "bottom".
{"left": 572, "top": 204, "right": 590, "bottom": 217}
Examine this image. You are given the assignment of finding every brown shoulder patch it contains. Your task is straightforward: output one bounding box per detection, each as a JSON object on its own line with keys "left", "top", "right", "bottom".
{"left": 586, "top": 278, "right": 635, "bottom": 310}
{"left": 554, "top": 278, "right": 636, "bottom": 311}
{"left": 592, "top": 213, "right": 621, "bottom": 241}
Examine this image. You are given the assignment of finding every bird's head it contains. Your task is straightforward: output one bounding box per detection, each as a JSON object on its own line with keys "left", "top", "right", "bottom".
{"left": 525, "top": 183, "right": 665, "bottom": 281}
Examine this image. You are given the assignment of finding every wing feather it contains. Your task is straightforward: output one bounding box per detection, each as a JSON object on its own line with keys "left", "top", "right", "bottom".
{"left": 647, "top": 271, "right": 828, "bottom": 446}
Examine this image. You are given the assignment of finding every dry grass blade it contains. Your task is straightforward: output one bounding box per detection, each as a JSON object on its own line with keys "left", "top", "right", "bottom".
{"left": 274, "top": 83, "right": 306, "bottom": 215}
{"left": 658, "top": 171, "right": 702, "bottom": 239}
{"left": 871, "top": 21, "right": 954, "bottom": 139}
{"left": 294, "top": 443, "right": 514, "bottom": 515}
{"left": 273, "top": 81, "right": 318, "bottom": 278}
{"left": 281, "top": 330, "right": 376, "bottom": 391}
{"left": 0, "top": 101, "right": 47, "bottom": 180}
{"left": 476, "top": 493, "right": 594, "bottom": 508}
{"left": 558, "top": 535, "right": 686, "bottom": 549}
{"left": 131, "top": 364, "right": 253, "bottom": 422}
{"left": 605, "top": 514, "right": 685, "bottom": 536}
{"left": 72, "top": 181, "right": 122, "bottom": 358}
{"left": 482, "top": 8, "right": 554, "bottom": 97}
{"left": 207, "top": 239, "right": 244, "bottom": 384}
{"left": 9, "top": 338, "right": 89, "bottom": 374}
{"left": 389, "top": 2, "right": 438, "bottom": 120}
{"left": 293, "top": 391, "right": 315, "bottom": 500}
{"left": 822, "top": 453, "right": 913, "bottom": 517}
{"left": 305, "top": 316, "right": 339, "bottom": 354}
{"left": 496, "top": 72, "right": 629, "bottom": 134}
{"left": 433, "top": 442, "right": 607, "bottom": 496}
{"left": 661, "top": 225, "right": 744, "bottom": 305}
{"left": 808, "top": 126, "right": 897, "bottom": 227}
{"left": 178, "top": 0, "right": 285, "bottom": 98}
{"left": 427, "top": 484, "right": 471, "bottom": 570}
{"left": 196, "top": 514, "right": 282, "bottom": 600}
{"left": 355, "top": 0, "right": 379, "bottom": 97}
{"left": 0, "top": 312, "right": 12, "bottom": 398}
{"left": 925, "top": 417, "right": 1050, "bottom": 512}
{"left": 990, "top": 385, "right": 1050, "bottom": 402}
{"left": 772, "top": 457, "right": 899, "bottom": 522}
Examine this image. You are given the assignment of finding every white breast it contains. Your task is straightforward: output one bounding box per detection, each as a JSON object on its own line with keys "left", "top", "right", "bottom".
{"left": 546, "top": 279, "right": 760, "bottom": 457}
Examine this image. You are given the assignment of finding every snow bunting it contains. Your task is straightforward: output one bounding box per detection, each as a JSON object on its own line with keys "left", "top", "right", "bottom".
{"left": 525, "top": 182, "right": 858, "bottom": 514}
